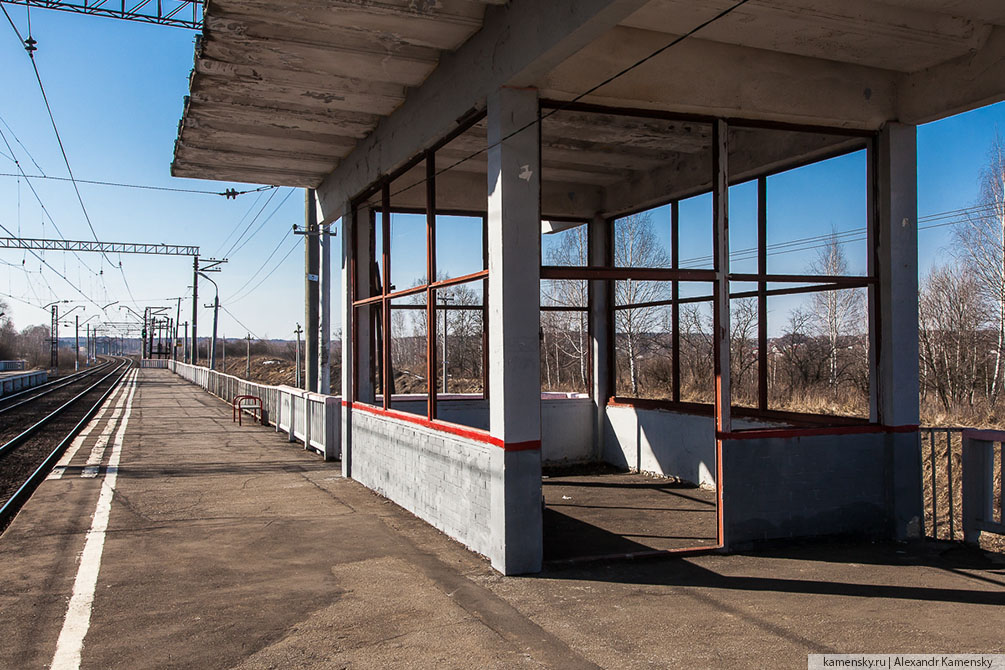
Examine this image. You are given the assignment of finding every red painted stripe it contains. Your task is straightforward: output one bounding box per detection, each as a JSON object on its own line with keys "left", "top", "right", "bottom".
{"left": 350, "top": 402, "right": 540, "bottom": 451}
{"left": 718, "top": 424, "right": 919, "bottom": 441}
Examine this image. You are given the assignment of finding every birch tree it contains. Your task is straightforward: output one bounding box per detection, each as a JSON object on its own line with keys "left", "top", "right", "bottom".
{"left": 954, "top": 132, "right": 1005, "bottom": 406}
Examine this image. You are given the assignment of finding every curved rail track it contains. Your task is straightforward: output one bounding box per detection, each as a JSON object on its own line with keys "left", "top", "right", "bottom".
{"left": 0, "top": 357, "right": 133, "bottom": 531}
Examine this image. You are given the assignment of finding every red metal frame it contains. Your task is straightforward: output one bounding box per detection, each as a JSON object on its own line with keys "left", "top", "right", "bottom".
{"left": 232, "top": 395, "right": 264, "bottom": 426}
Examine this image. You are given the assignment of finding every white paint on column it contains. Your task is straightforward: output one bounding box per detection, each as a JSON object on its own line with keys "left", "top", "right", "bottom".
{"left": 48, "top": 371, "right": 132, "bottom": 480}
{"left": 50, "top": 370, "right": 137, "bottom": 670}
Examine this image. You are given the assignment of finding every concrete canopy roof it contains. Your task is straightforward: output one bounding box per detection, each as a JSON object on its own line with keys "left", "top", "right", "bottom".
{"left": 173, "top": 0, "right": 1005, "bottom": 207}
{"left": 171, "top": 0, "right": 502, "bottom": 187}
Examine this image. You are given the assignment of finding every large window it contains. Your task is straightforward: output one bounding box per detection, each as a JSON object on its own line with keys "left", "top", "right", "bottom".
{"left": 351, "top": 115, "right": 490, "bottom": 422}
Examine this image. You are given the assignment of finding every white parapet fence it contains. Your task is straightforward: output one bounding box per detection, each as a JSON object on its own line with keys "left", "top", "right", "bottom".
{"left": 961, "top": 429, "right": 1005, "bottom": 544}
{"left": 139, "top": 359, "right": 170, "bottom": 368}
{"left": 162, "top": 360, "right": 340, "bottom": 461}
{"left": 0, "top": 369, "right": 47, "bottom": 397}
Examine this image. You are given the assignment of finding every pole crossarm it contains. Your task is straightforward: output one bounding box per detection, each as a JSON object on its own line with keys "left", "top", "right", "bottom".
{"left": 0, "top": 0, "right": 203, "bottom": 29}
{"left": 0, "top": 237, "right": 199, "bottom": 256}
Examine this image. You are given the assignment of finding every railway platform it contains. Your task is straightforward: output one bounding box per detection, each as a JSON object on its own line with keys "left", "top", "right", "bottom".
{"left": 1, "top": 368, "right": 1003, "bottom": 669}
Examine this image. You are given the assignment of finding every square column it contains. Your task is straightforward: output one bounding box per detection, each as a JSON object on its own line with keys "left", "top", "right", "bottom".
{"left": 486, "top": 87, "right": 542, "bottom": 575}
{"left": 588, "top": 214, "right": 610, "bottom": 461}
{"left": 872, "top": 122, "right": 923, "bottom": 539}
{"left": 340, "top": 202, "right": 354, "bottom": 478}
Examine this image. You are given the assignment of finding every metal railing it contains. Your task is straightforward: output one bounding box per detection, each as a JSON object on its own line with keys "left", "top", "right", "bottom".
{"left": 160, "top": 360, "right": 340, "bottom": 461}
{"left": 0, "top": 360, "right": 26, "bottom": 371}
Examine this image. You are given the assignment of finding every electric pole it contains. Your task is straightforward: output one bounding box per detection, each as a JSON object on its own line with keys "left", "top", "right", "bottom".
{"left": 221, "top": 333, "right": 226, "bottom": 370}
{"left": 295, "top": 189, "right": 320, "bottom": 393}
{"left": 193, "top": 257, "right": 226, "bottom": 366}
{"left": 183, "top": 322, "right": 189, "bottom": 362}
{"left": 75, "top": 315, "right": 79, "bottom": 371}
{"left": 174, "top": 296, "right": 181, "bottom": 361}
{"left": 246, "top": 333, "right": 252, "bottom": 378}
{"left": 294, "top": 323, "right": 303, "bottom": 389}
{"left": 192, "top": 256, "right": 198, "bottom": 364}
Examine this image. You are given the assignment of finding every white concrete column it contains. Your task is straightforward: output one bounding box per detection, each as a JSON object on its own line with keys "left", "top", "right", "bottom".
{"left": 486, "top": 86, "right": 542, "bottom": 575}
{"left": 872, "top": 121, "right": 922, "bottom": 539}
{"left": 354, "top": 206, "right": 375, "bottom": 405}
{"left": 873, "top": 123, "right": 920, "bottom": 428}
{"left": 339, "top": 203, "right": 359, "bottom": 478}
{"left": 588, "top": 214, "right": 610, "bottom": 461}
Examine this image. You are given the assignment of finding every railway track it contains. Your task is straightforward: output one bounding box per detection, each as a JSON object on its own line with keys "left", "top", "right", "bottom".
{"left": 0, "top": 356, "right": 133, "bottom": 531}
{"left": 0, "top": 360, "right": 115, "bottom": 413}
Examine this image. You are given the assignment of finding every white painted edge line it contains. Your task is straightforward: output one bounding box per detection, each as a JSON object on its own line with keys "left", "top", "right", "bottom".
{"left": 49, "top": 370, "right": 137, "bottom": 670}
{"left": 80, "top": 371, "right": 136, "bottom": 479}
{"left": 48, "top": 370, "right": 134, "bottom": 480}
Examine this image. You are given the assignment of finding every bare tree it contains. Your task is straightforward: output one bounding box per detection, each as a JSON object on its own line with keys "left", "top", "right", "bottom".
{"left": 613, "top": 213, "right": 670, "bottom": 395}
{"left": 808, "top": 233, "right": 865, "bottom": 395}
{"left": 954, "top": 131, "right": 1005, "bottom": 405}
{"left": 542, "top": 226, "right": 589, "bottom": 390}
{"left": 729, "top": 298, "right": 758, "bottom": 404}
{"left": 919, "top": 262, "right": 993, "bottom": 411}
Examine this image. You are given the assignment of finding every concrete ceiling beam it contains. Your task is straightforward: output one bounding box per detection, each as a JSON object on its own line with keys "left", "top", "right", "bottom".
{"left": 316, "top": 0, "right": 653, "bottom": 222}
{"left": 203, "top": 14, "right": 443, "bottom": 65}
{"left": 171, "top": 162, "right": 320, "bottom": 188}
{"left": 620, "top": 0, "right": 992, "bottom": 72}
{"left": 898, "top": 25, "right": 1005, "bottom": 124}
{"left": 179, "top": 127, "right": 353, "bottom": 161}
{"left": 870, "top": 0, "right": 1005, "bottom": 26}
{"left": 180, "top": 117, "right": 363, "bottom": 156}
{"left": 210, "top": 0, "right": 486, "bottom": 51}
{"left": 187, "top": 94, "right": 380, "bottom": 138}
{"left": 192, "top": 76, "right": 405, "bottom": 117}
{"left": 174, "top": 143, "right": 337, "bottom": 174}
{"left": 200, "top": 32, "right": 437, "bottom": 87}
{"left": 539, "top": 26, "right": 897, "bottom": 130}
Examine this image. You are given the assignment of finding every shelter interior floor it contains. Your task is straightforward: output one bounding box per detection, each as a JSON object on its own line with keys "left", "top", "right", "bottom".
{"left": 542, "top": 469, "right": 718, "bottom": 563}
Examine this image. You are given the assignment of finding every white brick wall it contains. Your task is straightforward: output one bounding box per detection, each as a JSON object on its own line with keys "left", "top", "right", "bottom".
{"left": 351, "top": 409, "right": 496, "bottom": 560}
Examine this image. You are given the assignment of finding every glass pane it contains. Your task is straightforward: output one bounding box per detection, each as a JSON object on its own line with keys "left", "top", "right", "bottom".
{"left": 390, "top": 212, "right": 427, "bottom": 293}
{"left": 435, "top": 281, "right": 484, "bottom": 396}
{"left": 728, "top": 180, "right": 758, "bottom": 275}
{"left": 678, "top": 193, "right": 713, "bottom": 271}
{"left": 435, "top": 214, "right": 484, "bottom": 280}
{"left": 614, "top": 207, "right": 671, "bottom": 269}
{"left": 389, "top": 296, "right": 427, "bottom": 399}
{"left": 541, "top": 309, "right": 590, "bottom": 394}
{"left": 542, "top": 223, "right": 589, "bottom": 266}
{"left": 766, "top": 287, "right": 868, "bottom": 417}
{"left": 766, "top": 150, "right": 868, "bottom": 277}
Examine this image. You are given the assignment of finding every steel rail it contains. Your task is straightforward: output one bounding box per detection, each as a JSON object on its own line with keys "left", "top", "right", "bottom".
{"left": 0, "top": 358, "right": 131, "bottom": 530}
{"left": 0, "top": 359, "right": 114, "bottom": 414}
{"left": 0, "top": 358, "right": 129, "bottom": 459}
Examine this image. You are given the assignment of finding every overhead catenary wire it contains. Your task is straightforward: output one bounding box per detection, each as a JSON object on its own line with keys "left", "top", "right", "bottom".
{"left": 0, "top": 124, "right": 100, "bottom": 277}
{"left": 229, "top": 188, "right": 296, "bottom": 257}
{"left": 0, "top": 172, "right": 277, "bottom": 196}
{"left": 220, "top": 187, "right": 282, "bottom": 260}
{"left": 226, "top": 235, "right": 301, "bottom": 305}
{"left": 219, "top": 304, "right": 265, "bottom": 343}
{"left": 675, "top": 202, "right": 1002, "bottom": 269}
{"left": 0, "top": 220, "right": 106, "bottom": 310}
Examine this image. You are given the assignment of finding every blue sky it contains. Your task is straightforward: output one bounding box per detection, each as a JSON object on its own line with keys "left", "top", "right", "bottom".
{"left": 0, "top": 9, "right": 1002, "bottom": 342}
